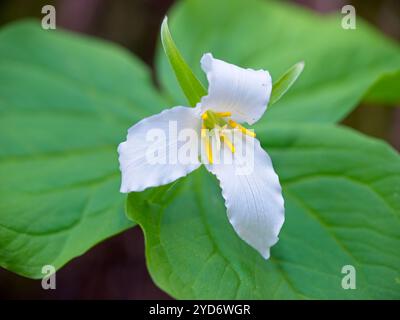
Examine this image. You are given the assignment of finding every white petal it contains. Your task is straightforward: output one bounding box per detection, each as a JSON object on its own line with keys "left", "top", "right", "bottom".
{"left": 200, "top": 53, "right": 272, "bottom": 125}
{"left": 206, "top": 132, "right": 284, "bottom": 259}
{"left": 118, "top": 106, "right": 201, "bottom": 192}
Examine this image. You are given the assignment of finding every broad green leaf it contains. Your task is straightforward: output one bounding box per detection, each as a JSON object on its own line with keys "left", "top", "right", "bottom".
{"left": 364, "top": 70, "right": 400, "bottom": 105}
{"left": 0, "top": 20, "right": 167, "bottom": 278}
{"left": 128, "top": 124, "right": 400, "bottom": 299}
{"left": 270, "top": 61, "right": 304, "bottom": 105}
{"left": 156, "top": 0, "right": 400, "bottom": 123}
{"left": 161, "top": 16, "right": 206, "bottom": 107}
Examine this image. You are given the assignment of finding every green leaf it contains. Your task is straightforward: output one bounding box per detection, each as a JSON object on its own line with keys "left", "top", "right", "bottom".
{"left": 156, "top": 0, "right": 400, "bottom": 123}
{"left": 0, "top": 20, "right": 168, "bottom": 278}
{"left": 270, "top": 61, "right": 304, "bottom": 105}
{"left": 160, "top": 16, "right": 207, "bottom": 107}
{"left": 364, "top": 70, "right": 400, "bottom": 105}
{"left": 128, "top": 124, "right": 400, "bottom": 299}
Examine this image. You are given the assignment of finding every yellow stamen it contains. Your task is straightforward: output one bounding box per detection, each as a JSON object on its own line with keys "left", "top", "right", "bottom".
{"left": 228, "top": 120, "right": 256, "bottom": 138}
{"left": 201, "top": 113, "right": 208, "bottom": 120}
{"left": 205, "top": 137, "right": 213, "bottom": 164}
{"left": 202, "top": 126, "right": 213, "bottom": 164}
{"left": 215, "top": 112, "right": 232, "bottom": 117}
{"left": 221, "top": 133, "right": 235, "bottom": 153}
{"left": 228, "top": 119, "right": 238, "bottom": 128}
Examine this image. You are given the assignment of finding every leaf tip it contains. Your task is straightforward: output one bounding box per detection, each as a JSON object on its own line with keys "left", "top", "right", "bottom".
{"left": 161, "top": 16, "right": 168, "bottom": 34}
{"left": 160, "top": 16, "right": 169, "bottom": 44}
{"left": 270, "top": 60, "right": 305, "bottom": 105}
{"left": 162, "top": 16, "right": 169, "bottom": 28}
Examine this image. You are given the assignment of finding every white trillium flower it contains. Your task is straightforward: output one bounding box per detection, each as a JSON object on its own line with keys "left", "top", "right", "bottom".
{"left": 118, "top": 53, "right": 284, "bottom": 259}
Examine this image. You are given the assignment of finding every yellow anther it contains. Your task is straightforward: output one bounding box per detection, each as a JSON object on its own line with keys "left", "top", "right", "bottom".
{"left": 228, "top": 120, "right": 238, "bottom": 128}
{"left": 205, "top": 136, "right": 213, "bottom": 164}
{"left": 221, "top": 133, "right": 235, "bottom": 153}
{"left": 228, "top": 120, "right": 256, "bottom": 138}
{"left": 202, "top": 113, "right": 208, "bottom": 120}
{"left": 215, "top": 112, "right": 232, "bottom": 117}
{"left": 202, "top": 126, "right": 213, "bottom": 164}
{"left": 240, "top": 126, "right": 256, "bottom": 138}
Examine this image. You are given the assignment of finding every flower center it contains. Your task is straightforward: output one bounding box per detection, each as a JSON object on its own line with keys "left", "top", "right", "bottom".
{"left": 200, "top": 110, "right": 256, "bottom": 164}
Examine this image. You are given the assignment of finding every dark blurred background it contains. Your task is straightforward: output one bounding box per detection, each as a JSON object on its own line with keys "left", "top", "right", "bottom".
{"left": 0, "top": 0, "right": 398, "bottom": 299}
